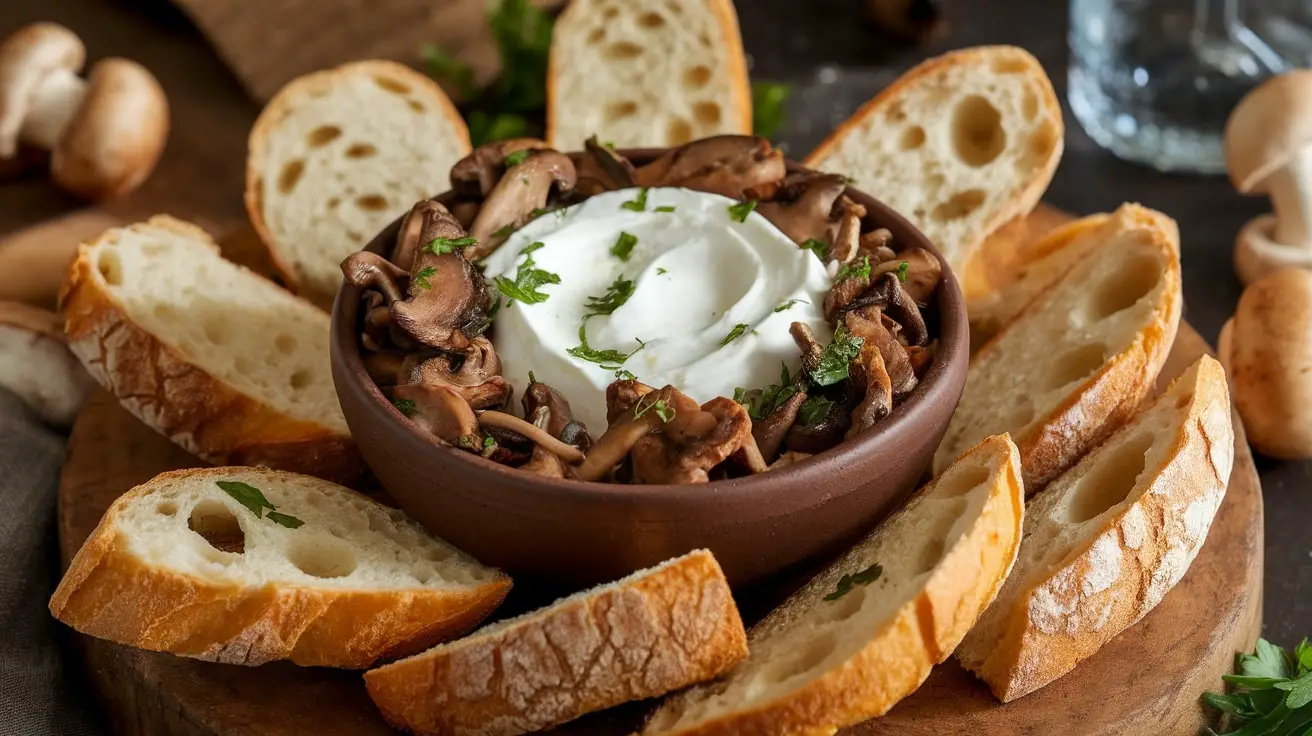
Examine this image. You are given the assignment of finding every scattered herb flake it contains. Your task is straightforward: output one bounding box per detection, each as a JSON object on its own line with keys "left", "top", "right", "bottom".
{"left": 720, "top": 323, "right": 751, "bottom": 346}
{"left": 215, "top": 481, "right": 304, "bottom": 529}
{"left": 611, "top": 231, "right": 638, "bottom": 261}
{"left": 775, "top": 298, "right": 806, "bottom": 312}
{"left": 614, "top": 368, "right": 636, "bottom": 380}
{"left": 584, "top": 274, "right": 635, "bottom": 318}
{"left": 824, "top": 563, "right": 883, "bottom": 601}
{"left": 503, "top": 149, "right": 531, "bottom": 167}
{"left": 266, "top": 511, "right": 304, "bottom": 529}
{"left": 728, "top": 200, "right": 758, "bottom": 222}
{"left": 466, "top": 111, "right": 530, "bottom": 147}
{"left": 412, "top": 266, "right": 437, "bottom": 290}
{"left": 734, "top": 363, "right": 800, "bottom": 421}
{"left": 621, "top": 188, "right": 649, "bottom": 212}
{"left": 810, "top": 322, "right": 865, "bottom": 386}
{"left": 604, "top": 141, "right": 616, "bottom": 149}
{"left": 798, "top": 396, "right": 836, "bottom": 426}
{"left": 529, "top": 207, "right": 550, "bottom": 219}
{"left": 528, "top": 370, "right": 537, "bottom": 384}
{"left": 393, "top": 398, "right": 417, "bottom": 417}
{"left": 835, "top": 255, "right": 872, "bottom": 282}
{"left": 492, "top": 222, "right": 516, "bottom": 239}
{"left": 655, "top": 205, "right": 677, "bottom": 213}
{"left": 751, "top": 81, "right": 793, "bottom": 140}
{"left": 635, "top": 395, "right": 675, "bottom": 423}
{"left": 896, "top": 261, "right": 910, "bottom": 282}
{"left": 493, "top": 241, "right": 560, "bottom": 304}
{"left": 802, "top": 238, "right": 830, "bottom": 261}
{"left": 425, "top": 236, "right": 477, "bottom": 256}
{"left": 567, "top": 325, "right": 646, "bottom": 369}
{"left": 656, "top": 267, "right": 668, "bottom": 275}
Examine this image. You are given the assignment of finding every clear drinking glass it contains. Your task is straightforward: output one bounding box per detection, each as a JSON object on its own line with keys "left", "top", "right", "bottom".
{"left": 1069, "top": 0, "right": 1312, "bottom": 173}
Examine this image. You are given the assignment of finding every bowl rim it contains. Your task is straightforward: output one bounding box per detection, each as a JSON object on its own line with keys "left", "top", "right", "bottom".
{"left": 331, "top": 147, "right": 969, "bottom": 507}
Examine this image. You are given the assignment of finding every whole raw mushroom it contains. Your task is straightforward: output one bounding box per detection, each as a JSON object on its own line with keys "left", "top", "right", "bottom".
{"left": 1225, "top": 70, "right": 1312, "bottom": 284}
{"left": 1218, "top": 267, "right": 1312, "bottom": 458}
{"left": 0, "top": 23, "right": 169, "bottom": 200}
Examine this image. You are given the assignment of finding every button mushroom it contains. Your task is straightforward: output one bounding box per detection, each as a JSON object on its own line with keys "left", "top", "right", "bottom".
{"left": 467, "top": 149, "right": 577, "bottom": 260}
{"left": 0, "top": 23, "right": 168, "bottom": 200}
{"left": 450, "top": 138, "right": 550, "bottom": 199}
{"left": 1225, "top": 70, "right": 1312, "bottom": 284}
{"left": 634, "top": 135, "right": 786, "bottom": 199}
{"left": 405, "top": 338, "right": 511, "bottom": 410}
{"left": 391, "top": 383, "right": 481, "bottom": 447}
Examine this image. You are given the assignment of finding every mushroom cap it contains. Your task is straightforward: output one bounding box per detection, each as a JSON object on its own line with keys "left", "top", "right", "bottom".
{"left": 0, "top": 23, "right": 84, "bottom": 158}
{"left": 1225, "top": 70, "right": 1312, "bottom": 194}
{"left": 51, "top": 58, "right": 168, "bottom": 200}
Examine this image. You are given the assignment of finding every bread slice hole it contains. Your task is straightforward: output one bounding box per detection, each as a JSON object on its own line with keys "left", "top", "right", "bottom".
{"left": 586, "top": 27, "right": 605, "bottom": 44}
{"left": 307, "top": 125, "right": 341, "bottom": 148}
{"left": 606, "top": 100, "right": 639, "bottom": 121}
{"left": 665, "top": 0, "right": 683, "bottom": 14}
{"left": 816, "top": 584, "right": 868, "bottom": 624}
{"left": 993, "top": 56, "right": 1032, "bottom": 74}
{"left": 97, "top": 250, "right": 123, "bottom": 286}
{"left": 900, "top": 125, "right": 926, "bottom": 150}
{"left": 951, "top": 95, "right": 1005, "bottom": 167}
{"left": 288, "top": 537, "right": 357, "bottom": 578}
{"left": 326, "top": 197, "right": 340, "bottom": 211}
{"left": 638, "top": 11, "right": 666, "bottom": 28}
{"left": 762, "top": 630, "right": 840, "bottom": 683}
{"left": 668, "top": 118, "right": 694, "bottom": 145}
{"left": 930, "top": 189, "right": 986, "bottom": 222}
{"left": 694, "top": 101, "right": 722, "bottom": 126}
{"left": 345, "top": 143, "right": 377, "bottom": 159}
{"left": 203, "top": 317, "right": 233, "bottom": 345}
{"left": 275, "top": 334, "right": 298, "bottom": 353}
{"left": 290, "top": 369, "right": 312, "bottom": 391}
{"left": 356, "top": 194, "right": 390, "bottom": 212}
{"left": 1175, "top": 389, "right": 1194, "bottom": 410}
{"left": 373, "top": 76, "right": 411, "bottom": 95}
{"left": 602, "top": 5, "right": 619, "bottom": 19}
{"left": 606, "top": 41, "right": 644, "bottom": 60}
{"left": 277, "top": 159, "right": 305, "bottom": 195}
{"left": 156, "top": 501, "right": 177, "bottom": 516}
{"left": 235, "top": 355, "right": 255, "bottom": 375}
{"left": 1064, "top": 433, "right": 1152, "bottom": 523}
{"left": 684, "top": 65, "right": 712, "bottom": 89}
{"left": 914, "top": 500, "right": 966, "bottom": 574}
{"left": 1028, "top": 126, "right": 1059, "bottom": 164}
{"left": 1089, "top": 255, "right": 1160, "bottom": 320}
{"left": 188, "top": 500, "right": 246, "bottom": 554}
{"left": 931, "top": 464, "right": 990, "bottom": 499}
{"left": 1047, "top": 344, "right": 1106, "bottom": 392}
{"left": 1022, "top": 89, "right": 1040, "bottom": 121}
{"left": 408, "top": 100, "right": 425, "bottom": 113}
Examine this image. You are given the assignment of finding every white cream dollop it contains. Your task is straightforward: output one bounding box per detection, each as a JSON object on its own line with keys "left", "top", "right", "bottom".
{"left": 480, "top": 187, "right": 833, "bottom": 435}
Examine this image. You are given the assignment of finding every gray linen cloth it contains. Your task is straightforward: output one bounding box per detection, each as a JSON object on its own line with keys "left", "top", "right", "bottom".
{"left": 0, "top": 388, "right": 104, "bottom": 735}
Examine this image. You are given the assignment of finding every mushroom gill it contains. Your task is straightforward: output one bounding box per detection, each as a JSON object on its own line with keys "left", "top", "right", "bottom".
{"left": 634, "top": 135, "right": 786, "bottom": 199}
{"left": 405, "top": 338, "right": 512, "bottom": 410}
{"left": 466, "top": 150, "right": 577, "bottom": 260}
{"left": 449, "top": 138, "right": 550, "bottom": 199}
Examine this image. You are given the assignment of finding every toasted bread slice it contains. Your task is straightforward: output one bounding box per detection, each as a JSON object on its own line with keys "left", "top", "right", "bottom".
{"left": 547, "top": 0, "right": 751, "bottom": 151}
{"left": 641, "top": 435, "right": 1024, "bottom": 736}
{"left": 49, "top": 466, "right": 510, "bottom": 668}
{"left": 246, "top": 60, "right": 470, "bottom": 307}
{"left": 933, "top": 205, "right": 1181, "bottom": 492}
{"left": 957, "top": 357, "right": 1234, "bottom": 701}
{"left": 805, "top": 46, "right": 1063, "bottom": 278}
{"left": 0, "top": 301, "right": 92, "bottom": 427}
{"left": 365, "top": 549, "right": 747, "bottom": 736}
{"left": 60, "top": 215, "right": 362, "bottom": 484}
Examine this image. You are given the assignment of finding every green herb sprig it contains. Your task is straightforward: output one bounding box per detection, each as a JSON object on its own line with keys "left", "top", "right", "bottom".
{"left": 493, "top": 242, "right": 560, "bottom": 304}
{"left": 728, "top": 200, "right": 758, "bottom": 222}
{"left": 798, "top": 396, "right": 836, "bottom": 426}
{"left": 393, "top": 398, "right": 417, "bottom": 416}
{"left": 810, "top": 322, "right": 865, "bottom": 386}
{"left": 733, "top": 364, "right": 800, "bottom": 421}
{"left": 775, "top": 298, "right": 806, "bottom": 313}
{"left": 611, "top": 231, "right": 638, "bottom": 261}
{"left": 583, "top": 275, "right": 635, "bottom": 318}
{"left": 412, "top": 266, "right": 437, "bottom": 290}
{"left": 720, "top": 323, "right": 752, "bottom": 346}
{"left": 803, "top": 238, "right": 830, "bottom": 261}
{"left": 896, "top": 261, "right": 910, "bottom": 282}
{"left": 216, "top": 481, "right": 304, "bottom": 529}
{"left": 1203, "top": 638, "right": 1312, "bottom": 734}
{"left": 655, "top": 205, "right": 677, "bottom": 213}
{"left": 503, "top": 149, "right": 531, "bottom": 167}
{"left": 752, "top": 81, "right": 793, "bottom": 140}
{"left": 621, "top": 188, "right": 650, "bottom": 212}
{"left": 824, "top": 562, "right": 882, "bottom": 601}
{"left": 635, "top": 395, "right": 676, "bottom": 423}
{"left": 835, "top": 255, "right": 872, "bottom": 282}
{"left": 567, "top": 325, "right": 646, "bottom": 370}
{"left": 425, "top": 236, "right": 477, "bottom": 256}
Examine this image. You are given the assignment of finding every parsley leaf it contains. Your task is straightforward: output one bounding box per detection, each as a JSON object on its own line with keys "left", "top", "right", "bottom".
{"left": 493, "top": 242, "right": 560, "bottom": 304}
{"left": 802, "top": 238, "right": 830, "bottom": 261}
{"left": 492, "top": 222, "right": 516, "bottom": 239}
{"left": 567, "top": 324, "right": 646, "bottom": 369}
{"left": 583, "top": 275, "right": 635, "bottom": 318}
{"left": 393, "top": 398, "right": 417, "bottom": 417}
{"left": 720, "top": 323, "right": 751, "bottom": 346}
{"left": 896, "top": 260, "right": 910, "bottom": 282}
{"left": 216, "top": 481, "right": 304, "bottom": 529}
{"left": 1204, "top": 638, "right": 1312, "bottom": 733}
{"left": 412, "top": 266, "right": 437, "bottom": 290}
{"left": 426, "top": 236, "right": 477, "bottom": 256}
{"left": 733, "top": 364, "right": 799, "bottom": 421}
{"left": 775, "top": 298, "right": 806, "bottom": 313}
{"left": 467, "top": 112, "right": 530, "bottom": 146}
{"left": 798, "top": 396, "right": 836, "bottom": 426}
{"left": 810, "top": 322, "right": 865, "bottom": 386}
{"left": 503, "top": 149, "right": 531, "bottom": 167}
{"left": 486, "top": 0, "right": 553, "bottom": 113}
{"left": 728, "top": 200, "right": 758, "bottom": 222}
{"left": 621, "top": 188, "right": 649, "bottom": 212}
{"left": 656, "top": 267, "right": 668, "bottom": 275}
{"left": 824, "top": 563, "right": 882, "bottom": 601}
{"left": 614, "top": 368, "right": 636, "bottom": 381}
{"left": 655, "top": 205, "right": 677, "bottom": 213}
{"left": 835, "top": 255, "right": 872, "bottom": 282}
{"left": 611, "top": 231, "right": 638, "bottom": 261}
{"left": 528, "top": 370, "right": 538, "bottom": 384}
{"left": 634, "top": 395, "right": 675, "bottom": 423}
{"left": 420, "top": 43, "right": 475, "bottom": 100}
{"left": 751, "top": 81, "right": 793, "bottom": 140}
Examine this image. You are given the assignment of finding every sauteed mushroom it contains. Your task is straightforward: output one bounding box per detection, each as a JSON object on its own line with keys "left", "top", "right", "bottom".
{"left": 392, "top": 383, "right": 481, "bottom": 446}
{"left": 845, "top": 306, "right": 917, "bottom": 396}
{"left": 752, "top": 389, "right": 808, "bottom": 462}
{"left": 634, "top": 135, "right": 785, "bottom": 198}
{"left": 467, "top": 150, "right": 577, "bottom": 259}
{"left": 389, "top": 202, "right": 493, "bottom": 352}
{"left": 847, "top": 338, "right": 894, "bottom": 438}
{"left": 477, "top": 410, "right": 586, "bottom": 464}
{"left": 753, "top": 173, "right": 849, "bottom": 248}
{"left": 520, "top": 445, "right": 567, "bottom": 477}
{"left": 628, "top": 390, "right": 758, "bottom": 484}
{"left": 606, "top": 379, "right": 656, "bottom": 424}
{"left": 450, "top": 138, "right": 549, "bottom": 199}
{"left": 523, "top": 378, "right": 593, "bottom": 450}
{"left": 767, "top": 451, "right": 813, "bottom": 470}
{"left": 872, "top": 248, "right": 941, "bottom": 306}
{"left": 584, "top": 135, "right": 637, "bottom": 189}
{"left": 341, "top": 251, "right": 407, "bottom": 303}
{"left": 405, "top": 338, "right": 512, "bottom": 410}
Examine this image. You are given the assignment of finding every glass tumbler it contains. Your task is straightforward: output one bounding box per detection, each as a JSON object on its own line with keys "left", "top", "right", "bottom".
{"left": 1069, "top": 0, "right": 1312, "bottom": 174}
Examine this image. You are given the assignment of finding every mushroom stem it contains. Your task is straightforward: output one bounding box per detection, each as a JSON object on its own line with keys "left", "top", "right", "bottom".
{"left": 1267, "top": 147, "right": 1312, "bottom": 246}
{"left": 20, "top": 68, "right": 82, "bottom": 149}
{"left": 477, "top": 410, "right": 585, "bottom": 464}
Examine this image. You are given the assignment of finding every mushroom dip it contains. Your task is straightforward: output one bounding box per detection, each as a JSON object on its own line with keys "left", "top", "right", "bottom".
{"left": 343, "top": 135, "right": 944, "bottom": 484}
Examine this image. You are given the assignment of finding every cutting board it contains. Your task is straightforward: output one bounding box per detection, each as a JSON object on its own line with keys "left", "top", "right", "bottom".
{"left": 56, "top": 212, "right": 1264, "bottom": 736}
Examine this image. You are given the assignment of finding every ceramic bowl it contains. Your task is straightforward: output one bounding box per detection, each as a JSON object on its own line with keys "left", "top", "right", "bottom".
{"left": 331, "top": 151, "right": 969, "bottom": 588}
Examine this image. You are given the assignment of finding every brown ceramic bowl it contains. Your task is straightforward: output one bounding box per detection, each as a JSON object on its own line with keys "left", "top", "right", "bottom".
{"left": 331, "top": 150, "right": 969, "bottom": 589}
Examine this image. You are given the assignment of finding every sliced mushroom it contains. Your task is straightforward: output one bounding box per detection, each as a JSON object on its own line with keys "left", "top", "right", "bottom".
{"left": 824, "top": 260, "right": 871, "bottom": 320}
{"left": 847, "top": 338, "right": 894, "bottom": 438}
{"left": 829, "top": 197, "right": 865, "bottom": 264}
{"left": 872, "top": 247, "right": 941, "bottom": 306}
{"left": 860, "top": 228, "right": 895, "bottom": 257}
{"left": 844, "top": 306, "right": 917, "bottom": 397}
{"left": 767, "top": 451, "right": 813, "bottom": 470}
{"left": 392, "top": 383, "right": 480, "bottom": 446}
{"left": 906, "top": 341, "right": 936, "bottom": 378}
{"left": 477, "top": 411, "right": 586, "bottom": 464}
{"left": 519, "top": 445, "right": 566, "bottom": 477}
{"left": 363, "top": 352, "right": 407, "bottom": 386}
{"left": 341, "top": 251, "right": 407, "bottom": 303}
{"left": 606, "top": 379, "right": 656, "bottom": 424}
{"left": 629, "top": 391, "right": 756, "bottom": 484}
{"left": 389, "top": 203, "right": 494, "bottom": 352}
{"left": 467, "top": 150, "right": 577, "bottom": 260}
{"left": 574, "top": 385, "right": 670, "bottom": 482}
{"left": 406, "top": 338, "right": 511, "bottom": 410}
{"left": 784, "top": 396, "right": 851, "bottom": 454}
{"left": 790, "top": 322, "right": 826, "bottom": 378}
{"left": 752, "top": 389, "right": 808, "bottom": 462}
{"left": 584, "top": 135, "right": 636, "bottom": 189}
{"left": 634, "top": 135, "right": 786, "bottom": 199}
{"left": 754, "top": 172, "right": 849, "bottom": 247}
{"left": 832, "top": 272, "right": 929, "bottom": 346}
{"left": 449, "top": 138, "right": 549, "bottom": 199}
{"left": 523, "top": 379, "right": 592, "bottom": 450}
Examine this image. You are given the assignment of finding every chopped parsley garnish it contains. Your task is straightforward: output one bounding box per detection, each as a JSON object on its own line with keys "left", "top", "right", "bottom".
{"left": 529, "top": 207, "right": 550, "bottom": 219}
{"left": 635, "top": 395, "right": 675, "bottom": 423}
{"left": 798, "top": 396, "right": 836, "bottom": 426}
{"left": 896, "top": 260, "right": 910, "bottom": 282}
{"left": 493, "top": 241, "right": 560, "bottom": 304}
{"left": 503, "top": 149, "right": 531, "bottom": 167}
{"left": 528, "top": 370, "right": 538, "bottom": 384}
{"left": 614, "top": 368, "right": 636, "bottom": 380}
{"left": 425, "top": 235, "right": 477, "bottom": 255}
{"left": 583, "top": 274, "right": 635, "bottom": 318}
{"left": 824, "top": 563, "right": 882, "bottom": 601}
{"left": 728, "top": 199, "right": 758, "bottom": 222}
{"left": 604, "top": 140, "right": 616, "bottom": 149}
{"left": 492, "top": 222, "right": 516, "bottom": 239}
{"left": 720, "top": 323, "right": 751, "bottom": 346}
{"left": 655, "top": 205, "right": 677, "bottom": 213}
{"left": 480, "top": 435, "right": 498, "bottom": 457}
{"left": 412, "top": 266, "right": 437, "bottom": 290}
{"left": 392, "top": 398, "right": 417, "bottom": 416}
{"left": 567, "top": 325, "right": 646, "bottom": 369}
{"left": 656, "top": 267, "right": 668, "bottom": 275}
{"left": 774, "top": 298, "right": 806, "bottom": 313}
{"left": 835, "top": 255, "right": 872, "bottom": 282}
{"left": 215, "top": 481, "right": 304, "bottom": 529}
{"left": 733, "top": 363, "right": 800, "bottom": 421}
{"left": 420, "top": 43, "right": 476, "bottom": 99}
{"left": 484, "top": 296, "right": 503, "bottom": 326}
{"left": 751, "top": 81, "right": 793, "bottom": 140}
{"left": 610, "top": 231, "right": 638, "bottom": 261}
{"left": 621, "top": 188, "right": 649, "bottom": 212}
{"left": 810, "top": 322, "right": 865, "bottom": 386}
{"left": 802, "top": 238, "right": 830, "bottom": 261}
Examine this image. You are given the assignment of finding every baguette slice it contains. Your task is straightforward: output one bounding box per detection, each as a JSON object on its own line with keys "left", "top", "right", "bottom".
{"left": 60, "top": 215, "right": 363, "bottom": 484}
{"left": 805, "top": 46, "right": 1063, "bottom": 278}
{"left": 49, "top": 466, "right": 510, "bottom": 668}
{"left": 246, "top": 60, "right": 471, "bottom": 307}
{"left": 0, "top": 301, "right": 93, "bottom": 427}
{"left": 957, "top": 356, "right": 1234, "bottom": 701}
{"left": 933, "top": 205, "right": 1181, "bottom": 492}
{"left": 365, "top": 549, "right": 747, "bottom": 736}
{"left": 547, "top": 0, "right": 751, "bottom": 152}
{"left": 641, "top": 435, "right": 1024, "bottom": 736}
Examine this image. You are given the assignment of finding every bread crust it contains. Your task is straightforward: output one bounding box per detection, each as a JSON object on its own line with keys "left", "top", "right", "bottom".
{"left": 245, "top": 60, "right": 470, "bottom": 300}
{"left": 365, "top": 549, "right": 747, "bottom": 736}
{"left": 48, "top": 467, "right": 511, "bottom": 669}
{"left": 644, "top": 436, "right": 1024, "bottom": 735}
{"left": 546, "top": 0, "right": 752, "bottom": 148}
{"left": 962, "top": 358, "right": 1234, "bottom": 701}
{"left": 60, "top": 216, "right": 364, "bottom": 485}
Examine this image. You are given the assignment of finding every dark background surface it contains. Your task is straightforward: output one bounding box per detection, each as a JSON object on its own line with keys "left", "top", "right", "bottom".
{"left": 0, "top": 0, "right": 1301, "bottom": 657}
